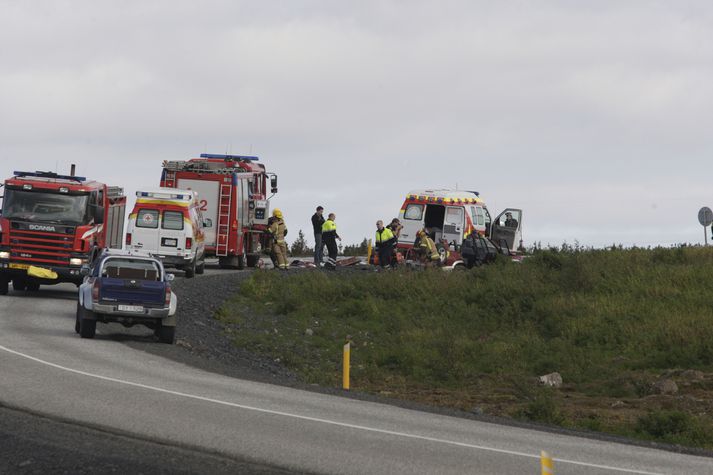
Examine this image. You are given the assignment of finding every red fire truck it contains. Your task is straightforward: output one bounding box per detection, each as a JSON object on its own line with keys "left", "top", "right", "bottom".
{"left": 0, "top": 169, "right": 126, "bottom": 295}
{"left": 160, "top": 154, "right": 277, "bottom": 269}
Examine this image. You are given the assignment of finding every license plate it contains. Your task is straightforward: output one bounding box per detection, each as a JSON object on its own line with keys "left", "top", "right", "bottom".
{"left": 9, "top": 263, "right": 29, "bottom": 270}
{"left": 161, "top": 238, "right": 178, "bottom": 247}
{"left": 118, "top": 305, "right": 144, "bottom": 313}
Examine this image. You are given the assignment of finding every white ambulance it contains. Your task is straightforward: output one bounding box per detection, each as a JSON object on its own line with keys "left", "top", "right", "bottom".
{"left": 125, "top": 189, "right": 207, "bottom": 278}
{"left": 397, "top": 189, "right": 523, "bottom": 254}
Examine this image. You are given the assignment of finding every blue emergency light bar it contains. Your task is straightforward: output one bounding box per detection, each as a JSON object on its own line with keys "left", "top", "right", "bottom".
{"left": 14, "top": 171, "right": 86, "bottom": 182}
{"left": 200, "top": 153, "right": 259, "bottom": 161}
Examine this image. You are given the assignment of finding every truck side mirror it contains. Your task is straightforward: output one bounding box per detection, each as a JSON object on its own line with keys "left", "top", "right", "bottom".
{"left": 270, "top": 176, "right": 278, "bottom": 194}
{"left": 93, "top": 205, "right": 105, "bottom": 225}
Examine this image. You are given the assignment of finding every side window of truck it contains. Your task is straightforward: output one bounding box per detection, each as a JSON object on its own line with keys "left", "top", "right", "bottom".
{"left": 404, "top": 204, "right": 423, "bottom": 220}
{"left": 162, "top": 211, "right": 184, "bottom": 230}
{"left": 136, "top": 209, "right": 159, "bottom": 229}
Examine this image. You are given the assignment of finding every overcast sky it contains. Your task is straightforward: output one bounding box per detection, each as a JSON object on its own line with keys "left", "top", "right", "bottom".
{"left": 1, "top": 1, "right": 712, "bottom": 247}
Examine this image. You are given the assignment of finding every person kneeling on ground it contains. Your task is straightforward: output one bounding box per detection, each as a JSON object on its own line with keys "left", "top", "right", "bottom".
{"left": 416, "top": 229, "right": 440, "bottom": 267}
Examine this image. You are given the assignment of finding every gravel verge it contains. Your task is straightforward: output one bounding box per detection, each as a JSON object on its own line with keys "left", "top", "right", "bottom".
{"left": 117, "top": 270, "right": 299, "bottom": 385}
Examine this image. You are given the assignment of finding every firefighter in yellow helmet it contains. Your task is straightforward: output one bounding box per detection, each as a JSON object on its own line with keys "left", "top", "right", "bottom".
{"left": 268, "top": 208, "right": 289, "bottom": 270}
{"left": 416, "top": 229, "right": 440, "bottom": 267}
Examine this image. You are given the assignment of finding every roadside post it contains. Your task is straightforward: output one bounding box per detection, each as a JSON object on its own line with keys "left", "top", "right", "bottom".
{"left": 343, "top": 341, "right": 351, "bottom": 390}
{"left": 540, "top": 451, "right": 553, "bottom": 475}
{"left": 366, "top": 239, "right": 373, "bottom": 264}
{"left": 698, "top": 207, "right": 713, "bottom": 245}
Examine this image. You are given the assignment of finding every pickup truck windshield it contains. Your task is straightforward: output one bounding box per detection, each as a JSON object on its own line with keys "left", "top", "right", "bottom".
{"left": 101, "top": 259, "right": 161, "bottom": 281}
{"left": 2, "top": 189, "right": 89, "bottom": 225}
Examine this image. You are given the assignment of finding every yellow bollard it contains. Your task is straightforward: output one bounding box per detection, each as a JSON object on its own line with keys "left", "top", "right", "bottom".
{"left": 343, "top": 341, "right": 351, "bottom": 390}
{"left": 366, "top": 239, "right": 373, "bottom": 264}
{"left": 541, "top": 451, "right": 553, "bottom": 475}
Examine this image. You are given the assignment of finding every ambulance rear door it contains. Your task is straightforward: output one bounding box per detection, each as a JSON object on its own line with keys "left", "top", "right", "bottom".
{"left": 158, "top": 209, "right": 188, "bottom": 258}
{"left": 131, "top": 207, "right": 160, "bottom": 254}
{"left": 442, "top": 206, "right": 464, "bottom": 246}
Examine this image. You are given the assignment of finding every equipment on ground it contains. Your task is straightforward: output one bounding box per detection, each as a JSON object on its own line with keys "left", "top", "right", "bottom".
{"left": 0, "top": 167, "right": 126, "bottom": 295}
{"left": 160, "top": 154, "right": 277, "bottom": 269}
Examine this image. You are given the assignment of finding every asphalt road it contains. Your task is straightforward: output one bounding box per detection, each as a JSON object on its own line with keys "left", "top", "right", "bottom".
{"left": 1, "top": 282, "right": 713, "bottom": 474}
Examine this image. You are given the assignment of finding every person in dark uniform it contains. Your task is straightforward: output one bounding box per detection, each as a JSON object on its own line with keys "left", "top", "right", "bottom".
{"left": 311, "top": 206, "right": 325, "bottom": 266}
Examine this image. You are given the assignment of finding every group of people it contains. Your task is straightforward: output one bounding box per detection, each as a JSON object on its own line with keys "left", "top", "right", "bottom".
{"left": 268, "top": 205, "right": 443, "bottom": 271}
{"left": 311, "top": 206, "right": 341, "bottom": 269}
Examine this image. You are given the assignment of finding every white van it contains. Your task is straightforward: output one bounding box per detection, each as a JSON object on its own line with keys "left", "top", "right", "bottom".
{"left": 397, "top": 189, "right": 523, "bottom": 253}
{"left": 125, "top": 189, "right": 207, "bottom": 277}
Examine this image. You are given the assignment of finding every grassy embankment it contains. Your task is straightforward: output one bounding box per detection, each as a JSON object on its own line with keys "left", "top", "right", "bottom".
{"left": 216, "top": 246, "right": 713, "bottom": 449}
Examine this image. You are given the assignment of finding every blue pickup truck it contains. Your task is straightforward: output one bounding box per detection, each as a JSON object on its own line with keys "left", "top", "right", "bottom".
{"left": 76, "top": 253, "right": 178, "bottom": 344}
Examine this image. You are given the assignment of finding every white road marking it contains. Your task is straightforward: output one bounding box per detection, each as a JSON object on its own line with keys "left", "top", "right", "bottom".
{"left": 0, "top": 343, "right": 664, "bottom": 475}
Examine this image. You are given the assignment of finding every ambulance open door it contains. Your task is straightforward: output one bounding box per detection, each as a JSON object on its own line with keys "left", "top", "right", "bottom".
{"left": 490, "top": 208, "right": 523, "bottom": 253}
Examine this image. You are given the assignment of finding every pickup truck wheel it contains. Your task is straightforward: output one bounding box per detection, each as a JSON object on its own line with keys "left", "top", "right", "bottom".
{"left": 12, "top": 279, "right": 27, "bottom": 292}
{"left": 195, "top": 258, "right": 205, "bottom": 275}
{"left": 184, "top": 259, "right": 196, "bottom": 278}
{"left": 75, "top": 303, "right": 82, "bottom": 333}
{"left": 158, "top": 325, "right": 175, "bottom": 344}
{"left": 79, "top": 313, "right": 96, "bottom": 339}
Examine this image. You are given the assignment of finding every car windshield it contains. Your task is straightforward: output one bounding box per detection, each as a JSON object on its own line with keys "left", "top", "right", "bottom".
{"left": 2, "top": 189, "right": 89, "bottom": 225}
{"left": 101, "top": 258, "right": 161, "bottom": 281}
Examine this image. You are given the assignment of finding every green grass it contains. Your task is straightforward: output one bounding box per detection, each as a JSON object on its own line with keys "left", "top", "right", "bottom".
{"left": 216, "top": 246, "right": 713, "bottom": 449}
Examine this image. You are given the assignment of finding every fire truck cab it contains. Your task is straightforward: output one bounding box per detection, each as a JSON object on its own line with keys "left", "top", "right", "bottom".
{"left": 160, "top": 154, "right": 277, "bottom": 269}
{"left": 397, "top": 189, "right": 523, "bottom": 258}
{"left": 0, "top": 170, "right": 126, "bottom": 294}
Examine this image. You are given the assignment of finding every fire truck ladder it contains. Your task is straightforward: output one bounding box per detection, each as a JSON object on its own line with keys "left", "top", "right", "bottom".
{"left": 216, "top": 184, "right": 232, "bottom": 257}
{"left": 163, "top": 170, "right": 177, "bottom": 188}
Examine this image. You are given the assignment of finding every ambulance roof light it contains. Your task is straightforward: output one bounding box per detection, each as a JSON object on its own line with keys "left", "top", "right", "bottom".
{"left": 137, "top": 191, "right": 189, "bottom": 200}
{"left": 200, "top": 153, "right": 259, "bottom": 161}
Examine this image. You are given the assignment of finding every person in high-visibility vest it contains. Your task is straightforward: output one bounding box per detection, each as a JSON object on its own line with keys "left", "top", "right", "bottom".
{"left": 321, "top": 213, "right": 341, "bottom": 270}
{"left": 375, "top": 220, "right": 396, "bottom": 268}
{"left": 268, "top": 208, "right": 289, "bottom": 270}
{"left": 416, "top": 229, "right": 440, "bottom": 267}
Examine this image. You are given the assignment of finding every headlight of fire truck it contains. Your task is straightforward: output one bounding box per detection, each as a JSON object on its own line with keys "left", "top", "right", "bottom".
{"left": 69, "top": 258, "right": 88, "bottom": 266}
{"left": 0, "top": 251, "right": 9, "bottom": 260}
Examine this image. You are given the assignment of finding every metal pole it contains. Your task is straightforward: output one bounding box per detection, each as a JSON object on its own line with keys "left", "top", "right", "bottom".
{"left": 705, "top": 225, "right": 708, "bottom": 247}
{"left": 343, "top": 341, "right": 351, "bottom": 391}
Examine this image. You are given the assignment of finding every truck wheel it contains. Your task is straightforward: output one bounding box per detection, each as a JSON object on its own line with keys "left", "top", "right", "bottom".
{"left": 237, "top": 254, "right": 246, "bottom": 270}
{"left": 247, "top": 255, "right": 259, "bottom": 268}
{"left": 75, "top": 303, "right": 82, "bottom": 333}
{"left": 12, "top": 279, "right": 27, "bottom": 292}
{"left": 195, "top": 258, "right": 205, "bottom": 275}
{"left": 79, "top": 311, "right": 96, "bottom": 339}
{"left": 157, "top": 325, "right": 175, "bottom": 344}
{"left": 184, "top": 258, "right": 196, "bottom": 278}
{"left": 0, "top": 279, "right": 8, "bottom": 296}
{"left": 218, "top": 256, "right": 240, "bottom": 269}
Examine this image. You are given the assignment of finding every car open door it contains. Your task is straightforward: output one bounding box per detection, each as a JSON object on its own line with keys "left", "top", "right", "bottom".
{"left": 489, "top": 208, "right": 523, "bottom": 253}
